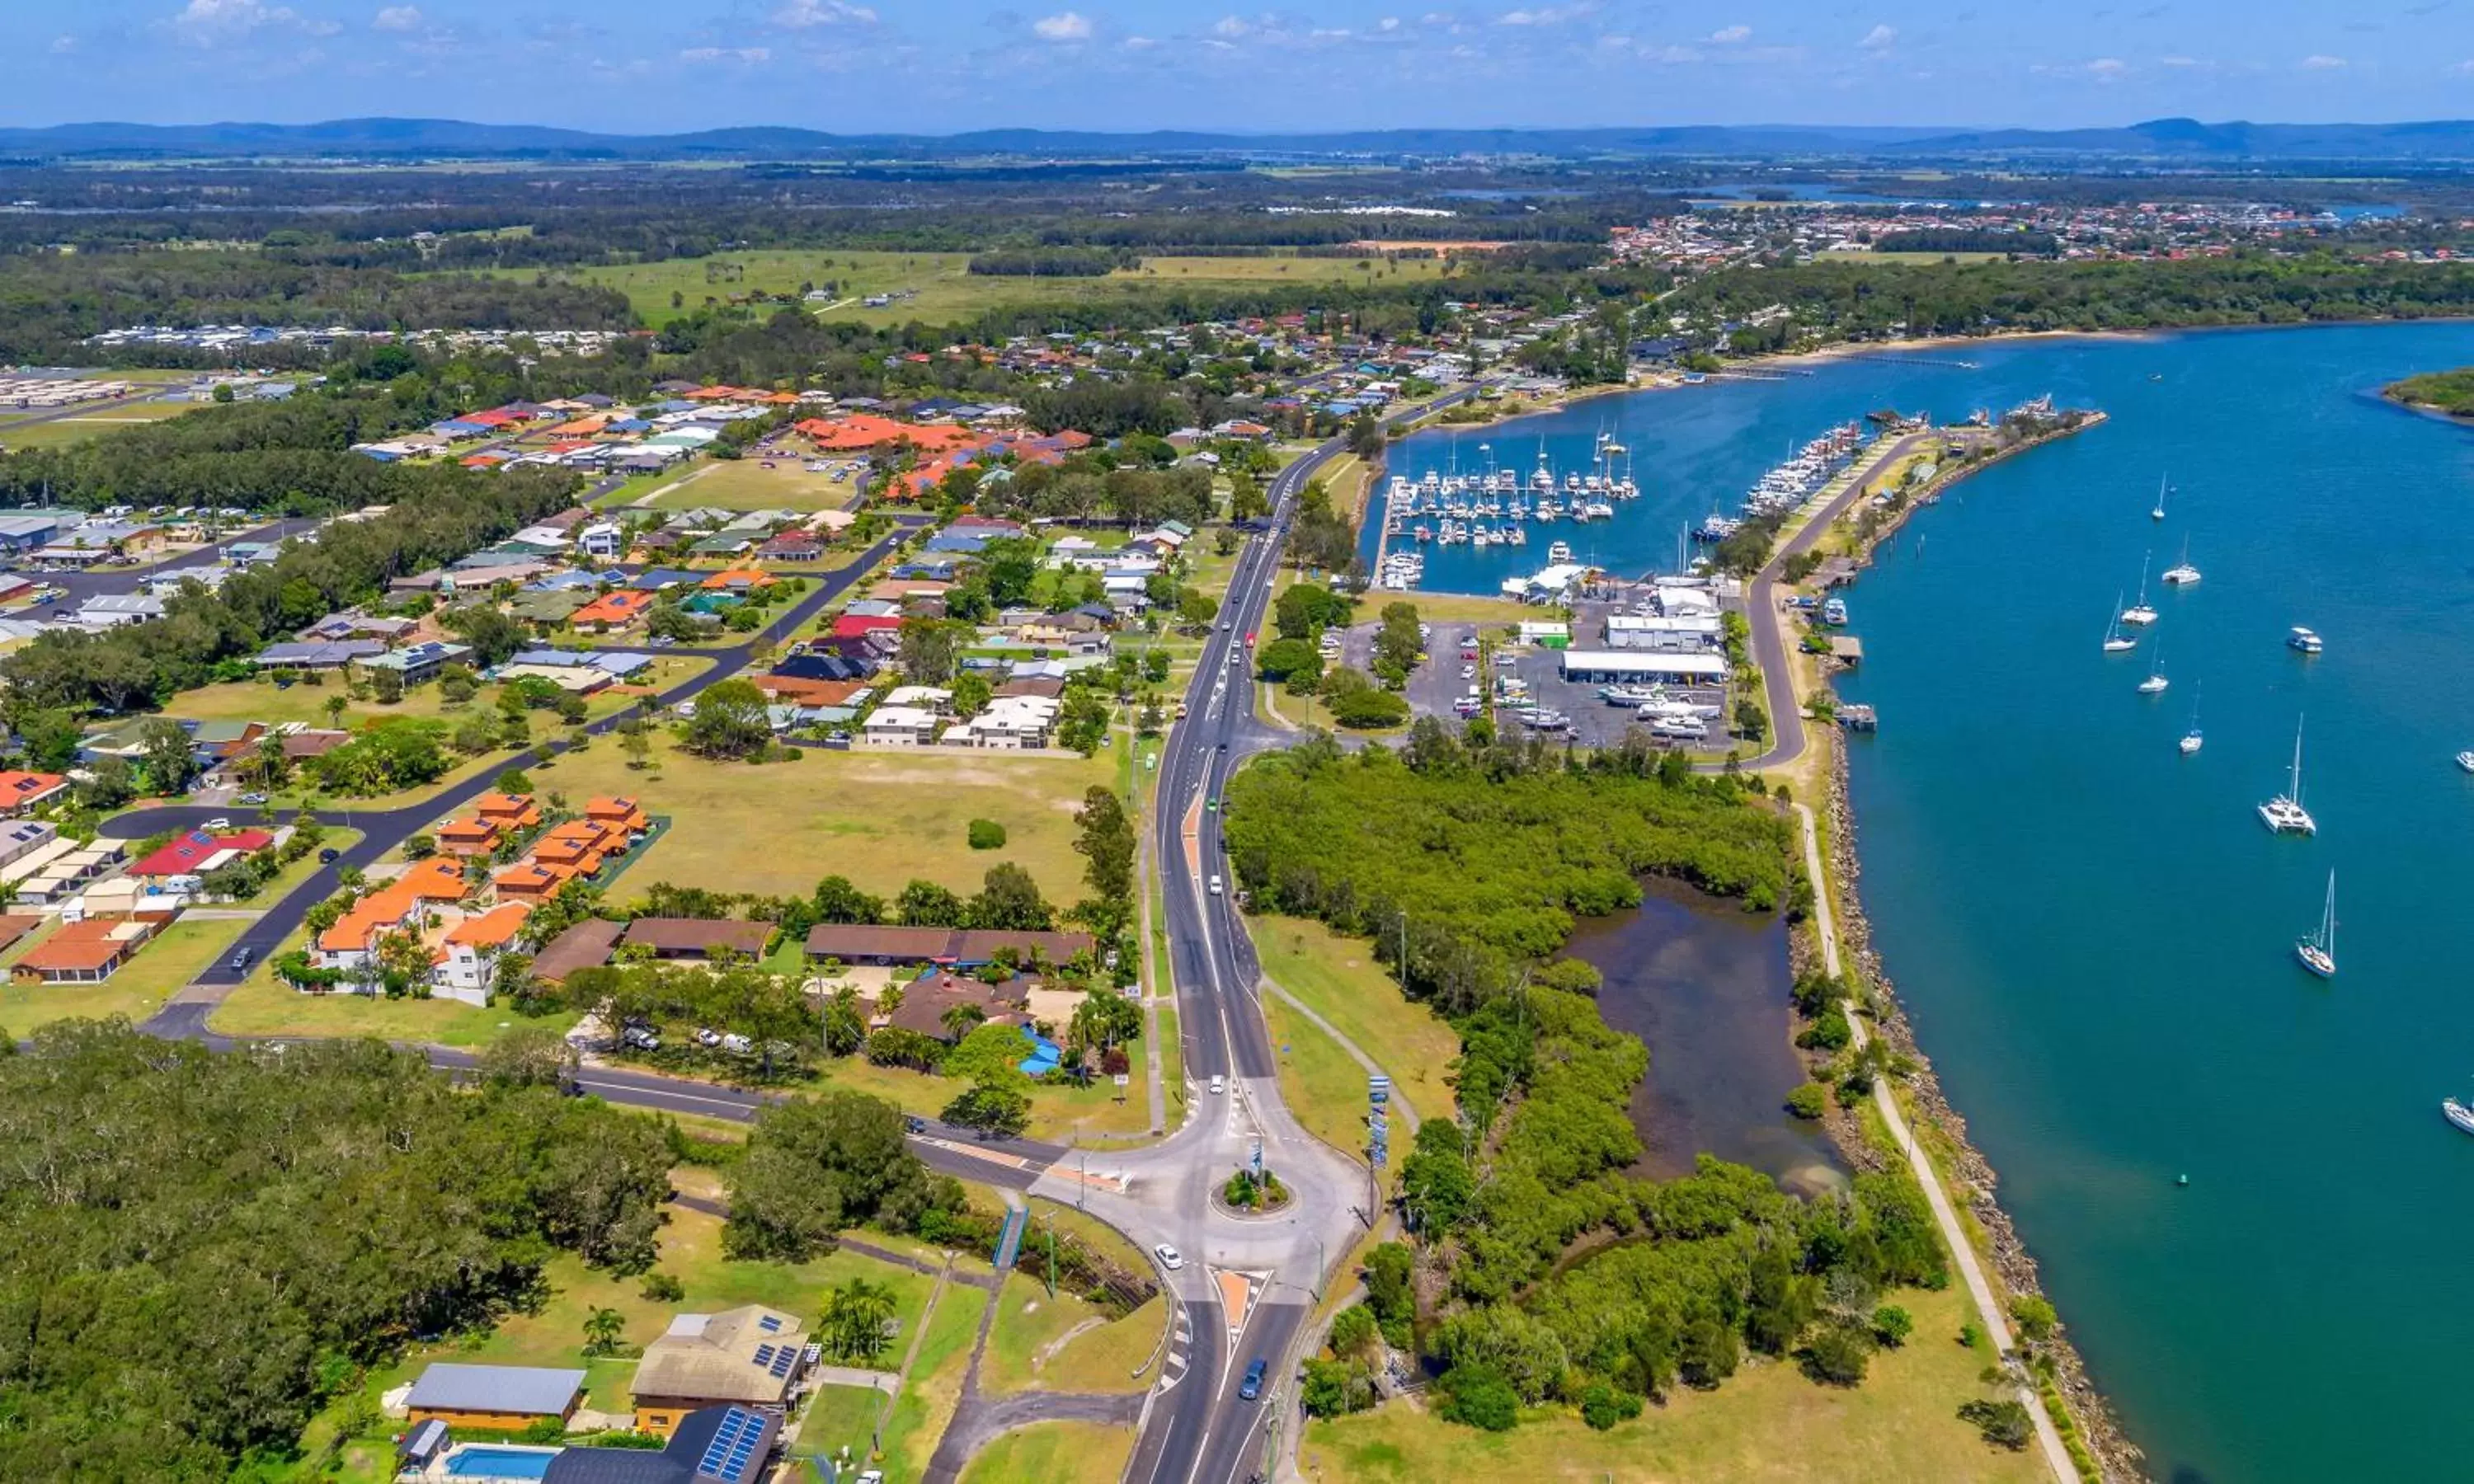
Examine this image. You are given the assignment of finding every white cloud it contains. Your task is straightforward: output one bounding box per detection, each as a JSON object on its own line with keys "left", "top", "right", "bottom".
{"left": 1033, "top": 11, "right": 1094, "bottom": 40}
{"left": 2088, "top": 56, "right": 2126, "bottom": 75}
{"left": 2300, "top": 53, "right": 2347, "bottom": 68}
{"left": 1122, "top": 33, "right": 1157, "bottom": 48}
{"left": 680, "top": 45, "right": 772, "bottom": 63}
{"left": 373, "top": 5, "right": 421, "bottom": 30}
{"left": 2159, "top": 54, "right": 2202, "bottom": 66}
{"left": 1379, "top": 15, "right": 1401, "bottom": 31}
{"left": 772, "top": 0, "right": 877, "bottom": 27}
{"left": 1213, "top": 15, "right": 1253, "bottom": 37}
{"left": 170, "top": 0, "right": 304, "bottom": 45}
{"left": 49, "top": 33, "right": 78, "bottom": 52}
{"left": 1710, "top": 23, "right": 1751, "bottom": 42}
{"left": 1859, "top": 22, "right": 1897, "bottom": 49}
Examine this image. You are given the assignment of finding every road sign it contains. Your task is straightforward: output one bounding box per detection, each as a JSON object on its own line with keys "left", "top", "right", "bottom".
{"left": 1113, "top": 1073, "right": 1131, "bottom": 1087}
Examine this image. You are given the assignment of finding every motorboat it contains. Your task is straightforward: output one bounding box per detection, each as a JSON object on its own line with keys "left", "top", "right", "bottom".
{"left": 2287, "top": 626, "right": 2323, "bottom": 655}
{"left": 2102, "top": 591, "right": 2138, "bottom": 653}
{"left": 2458, "top": 750, "right": 2474, "bottom": 773}
{"left": 1546, "top": 541, "right": 1574, "bottom": 564}
{"left": 2122, "top": 553, "right": 2159, "bottom": 626}
{"left": 1822, "top": 598, "right": 1849, "bottom": 627}
{"left": 2258, "top": 718, "right": 2317, "bottom": 835}
{"left": 1646, "top": 716, "right": 1708, "bottom": 740}
{"left": 2294, "top": 870, "right": 2336, "bottom": 979}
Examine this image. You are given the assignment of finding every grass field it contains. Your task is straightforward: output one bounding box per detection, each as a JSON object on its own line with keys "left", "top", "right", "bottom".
{"left": 1253, "top": 916, "right": 1459, "bottom": 1123}
{"left": 1299, "top": 1284, "right": 2045, "bottom": 1484}
{"left": 489, "top": 249, "right": 1454, "bottom": 329}
{"left": 0, "top": 399, "right": 207, "bottom": 451}
{"left": 646, "top": 455, "right": 861, "bottom": 513}
{"left": 1389, "top": 591, "right": 1545, "bottom": 628}
{"left": 957, "top": 1420, "right": 1136, "bottom": 1484}
{"left": 209, "top": 973, "right": 572, "bottom": 1048}
{"left": 1264, "top": 996, "right": 1376, "bottom": 1167}
{"left": 876, "top": 1279, "right": 990, "bottom": 1483}
{"left": 303, "top": 1202, "right": 938, "bottom": 1477}
{"left": 805, "top": 1036, "right": 1151, "bottom": 1144}
{"left": 529, "top": 742, "right": 1116, "bottom": 903}
{"left": 980, "top": 1273, "right": 1163, "bottom": 1397}
{"left": 168, "top": 656, "right": 711, "bottom": 735}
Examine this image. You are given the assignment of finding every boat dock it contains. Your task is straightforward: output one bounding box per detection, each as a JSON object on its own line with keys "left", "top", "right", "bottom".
{"left": 1837, "top": 703, "right": 1879, "bottom": 731}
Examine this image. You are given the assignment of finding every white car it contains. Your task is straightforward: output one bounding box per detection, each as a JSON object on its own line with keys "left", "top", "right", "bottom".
{"left": 1209, "top": 1073, "right": 1225, "bottom": 1095}
{"left": 1208, "top": 874, "right": 1223, "bottom": 895}
{"left": 205, "top": 817, "right": 231, "bottom": 830}
{"left": 1155, "top": 1243, "right": 1185, "bottom": 1271}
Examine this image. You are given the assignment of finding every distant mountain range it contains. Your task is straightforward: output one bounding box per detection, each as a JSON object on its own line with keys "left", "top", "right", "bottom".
{"left": 8, "top": 116, "right": 2474, "bottom": 162}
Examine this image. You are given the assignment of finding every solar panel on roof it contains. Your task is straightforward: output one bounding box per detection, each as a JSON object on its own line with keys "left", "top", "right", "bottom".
{"left": 756, "top": 1314, "right": 783, "bottom": 1333}
{"left": 768, "top": 1348, "right": 796, "bottom": 1378}
{"left": 697, "top": 1408, "right": 755, "bottom": 1479}
{"left": 750, "top": 1343, "right": 776, "bottom": 1369}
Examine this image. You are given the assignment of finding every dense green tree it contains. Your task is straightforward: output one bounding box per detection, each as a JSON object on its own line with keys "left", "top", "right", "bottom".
{"left": 723, "top": 1091, "right": 938, "bottom": 1261}
{"left": 681, "top": 679, "right": 772, "bottom": 760}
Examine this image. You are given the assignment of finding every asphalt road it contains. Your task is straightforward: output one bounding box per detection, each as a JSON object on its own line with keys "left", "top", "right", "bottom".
{"left": 1131, "top": 391, "right": 1474, "bottom": 1484}
{"left": 111, "top": 520, "right": 923, "bottom": 990}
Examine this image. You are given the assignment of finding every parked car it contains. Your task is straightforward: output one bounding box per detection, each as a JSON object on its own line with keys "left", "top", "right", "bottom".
{"left": 1239, "top": 1358, "right": 1268, "bottom": 1402}
{"left": 622, "top": 1024, "right": 660, "bottom": 1051}
{"left": 227, "top": 947, "right": 253, "bottom": 973}
{"left": 237, "top": 792, "right": 266, "bottom": 805}
{"left": 205, "top": 817, "right": 230, "bottom": 830}
{"left": 1155, "top": 1243, "right": 1184, "bottom": 1271}
{"left": 318, "top": 848, "right": 340, "bottom": 863}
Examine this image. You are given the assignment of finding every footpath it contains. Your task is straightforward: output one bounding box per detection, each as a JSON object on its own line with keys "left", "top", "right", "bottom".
{"left": 1792, "top": 802, "right": 2076, "bottom": 1484}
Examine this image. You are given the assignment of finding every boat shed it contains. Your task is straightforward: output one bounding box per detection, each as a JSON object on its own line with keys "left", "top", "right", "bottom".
{"left": 1557, "top": 650, "right": 1729, "bottom": 685}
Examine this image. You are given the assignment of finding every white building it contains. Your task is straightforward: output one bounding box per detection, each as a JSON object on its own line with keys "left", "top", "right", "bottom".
{"left": 1605, "top": 614, "right": 1724, "bottom": 653}
{"left": 1557, "top": 650, "right": 1729, "bottom": 686}
{"left": 860, "top": 706, "right": 942, "bottom": 747}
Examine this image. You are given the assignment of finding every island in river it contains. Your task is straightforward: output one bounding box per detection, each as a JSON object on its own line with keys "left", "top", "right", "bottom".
{"left": 2382, "top": 364, "right": 2474, "bottom": 416}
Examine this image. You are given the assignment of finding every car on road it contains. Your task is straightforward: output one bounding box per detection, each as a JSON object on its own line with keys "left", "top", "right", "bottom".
{"left": 238, "top": 792, "right": 266, "bottom": 805}
{"left": 318, "top": 848, "right": 340, "bottom": 863}
{"left": 1208, "top": 1073, "right": 1225, "bottom": 1096}
{"left": 1206, "top": 797, "right": 1219, "bottom": 812}
{"left": 905, "top": 1115, "right": 929, "bottom": 1134}
{"left": 1460, "top": 665, "right": 1475, "bottom": 679}
{"left": 1154, "top": 1243, "right": 1184, "bottom": 1270}
{"left": 228, "top": 947, "right": 253, "bottom": 973}
{"left": 205, "top": 817, "right": 230, "bottom": 830}
{"left": 1239, "top": 1358, "right": 1268, "bottom": 1402}
{"left": 1209, "top": 874, "right": 1223, "bottom": 895}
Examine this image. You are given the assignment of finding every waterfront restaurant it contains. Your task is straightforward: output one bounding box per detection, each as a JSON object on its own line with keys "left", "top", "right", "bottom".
{"left": 1555, "top": 649, "right": 1730, "bottom": 687}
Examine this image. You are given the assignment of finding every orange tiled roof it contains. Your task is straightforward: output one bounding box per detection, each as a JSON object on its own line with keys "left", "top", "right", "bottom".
{"left": 444, "top": 902, "right": 531, "bottom": 949}
{"left": 572, "top": 591, "right": 652, "bottom": 627}
{"left": 493, "top": 862, "right": 568, "bottom": 896}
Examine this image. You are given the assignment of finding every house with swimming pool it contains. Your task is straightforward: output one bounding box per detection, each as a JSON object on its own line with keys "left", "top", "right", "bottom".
{"left": 402, "top": 1361, "right": 584, "bottom": 1432}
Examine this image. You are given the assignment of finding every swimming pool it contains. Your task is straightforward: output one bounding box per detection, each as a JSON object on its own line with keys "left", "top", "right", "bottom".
{"left": 441, "top": 1444, "right": 559, "bottom": 1482}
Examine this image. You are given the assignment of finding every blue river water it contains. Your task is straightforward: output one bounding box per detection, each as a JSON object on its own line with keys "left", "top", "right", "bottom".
{"left": 1379, "top": 323, "right": 2474, "bottom": 1484}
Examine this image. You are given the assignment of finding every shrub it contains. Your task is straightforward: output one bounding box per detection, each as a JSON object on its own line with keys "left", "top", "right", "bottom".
{"left": 2009, "top": 1294, "right": 2058, "bottom": 1341}
{"left": 1801, "top": 1320, "right": 1874, "bottom": 1386}
{"left": 1794, "top": 1005, "right": 1852, "bottom": 1050}
{"left": 1959, "top": 1397, "right": 2034, "bottom": 1450}
{"left": 967, "top": 819, "right": 1007, "bottom": 850}
{"left": 1871, "top": 1303, "right": 1912, "bottom": 1349}
{"left": 1578, "top": 1383, "right": 1641, "bottom": 1431}
{"left": 1785, "top": 1082, "right": 1830, "bottom": 1120}
{"left": 639, "top": 1272, "right": 685, "bottom": 1303}
{"left": 1437, "top": 1364, "right": 1520, "bottom": 1432}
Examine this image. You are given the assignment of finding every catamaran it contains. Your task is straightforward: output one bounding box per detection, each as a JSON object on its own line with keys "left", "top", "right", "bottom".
{"left": 2122, "top": 553, "right": 2159, "bottom": 627}
{"left": 2151, "top": 473, "right": 2169, "bottom": 521}
{"left": 2180, "top": 683, "right": 2204, "bottom": 754}
{"left": 2161, "top": 534, "right": 2201, "bottom": 586}
{"left": 2287, "top": 626, "right": 2323, "bottom": 655}
{"left": 2258, "top": 717, "right": 2317, "bottom": 834}
{"left": 2102, "top": 591, "right": 2138, "bottom": 653}
{"left": 2294, "top": 870, "right": 2336, "bottom": 979}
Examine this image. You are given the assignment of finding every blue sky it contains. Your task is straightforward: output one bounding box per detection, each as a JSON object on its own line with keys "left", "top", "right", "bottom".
{"left": 11, "top": 0, "right": 2474, "bottom": 134}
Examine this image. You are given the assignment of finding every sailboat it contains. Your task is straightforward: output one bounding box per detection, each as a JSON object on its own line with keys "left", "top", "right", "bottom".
{"left": 2258, "top": 716, "right": 2317, "bottom": 834}
{"left": 2137, "top": 641, "right": 2170, "bottom": 694}
{"left": 2122, "top": 553, "right": 2159, "bottom": 626}
{"left": 2102, "top": 592, "right": 2138, "bottom": 652}
{"left": 2179, "top": 683, "right": 2204, "bottom": 754}
{"left": 2161, "top": 534, "right": 2201, "bottom": 586}
{"left": 2294, "top": 871, "right": 2336, "bottom": 979}
{"left": 2151, "top": 473, "right": 2169, "bottom": 521}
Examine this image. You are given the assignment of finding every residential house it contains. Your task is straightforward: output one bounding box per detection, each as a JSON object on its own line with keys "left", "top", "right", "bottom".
{"left": 858, "top": 705, "right": 940, "bottom": 748}
{"left": 492, "top": 862, "right": 569, "bottom": 903}
{"left": 802, "top": 925, "right": 1094, "bottom": 969}
{"left": 619, "top": 918, "right": 774, "bottom": 961}
{"left": 0, "top": 819, "right": 57, "bottom": 871}
{"left": 878, "top": 685, "right": 952, "bottom": 714}
{"left": 0, "top": 771, "right": 68, "bottom": 816}
{"left": 280, "top": 728, "right": 352, "bottom": 762}
{"left": 361, "top": 641, "right": 473, "bottom": 687}
{"left": 882, "top": 970, "right": 1031, "bottom": 1043}
{"left": 532, "top": 918, "right": 623, "bottom": 981}
{"left": 255, "top": 640, "right": 385, "bottom": 672}
{"left": 584, "top": 796, "right": 651, "bottom": 839}
{"left": 476, "top": 792, "right": 543, "bottom": 832}
{"left": 755, "top": 530, "right": 823, "bottom": 563}
{"left": 543, "top": 1406, "right": 780, "bottom": 1484}
{"left": 435, "top": 815, "right": 504, "bottom": 858}
{"left": 314, "top": 858, "right": 469, "bottom": 973}
{"left": 530, "top": 819, "right": 628, "bottom": 881}
{"left": 129, "top": 827, "right": 275, "bottom": 880}
{"left": 948, "top": 694, "right": 1060, "bottom": 749}
{"left": 628, "top": 1307, "right": 809, "bottom": 1437}
{"left": 403, "top": 1363, "right": 585, "bottom": 1432}
{"left": 572, "top": 590, "right": 655, "bottom": 632}
{"left": 435, "top": 903, "right": 532, "bottom": 1005}
{"left": 7, "top": 840, "right": 124, "bottom": 907}
{"left": 576, "top": 520, "right": 626, "bottom": 561}
{"left": 12, "top": 916, "right": 159, "bottom": 984}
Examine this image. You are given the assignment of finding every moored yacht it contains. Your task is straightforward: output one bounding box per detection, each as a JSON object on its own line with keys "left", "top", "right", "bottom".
{"left": 2258, "top": 717, "right": 2317, "bottom": 834}
{"left": 2288, "top": 626, "right": 2323, "bottom": 655}
{"left": 2122, "top": 553, "right": 2159, "bottom": 626}
{"left": 1546, "top": 540, "right": 1574, "bottom": 564}
{"left": 2161, "top": 533, "right": 2201, "bottom": 585}
{"left": 2444, "top": 1098, "right": 2474, "bottom": 1137}
{"left": 2294, "top": 870, "right": 2336, "bottom": 979}
{"left": 2102, "top": 591, "right": 2138, "bottom": 653}
{"left": 2180, "top": 683, "right": 2204, "bottom": 754}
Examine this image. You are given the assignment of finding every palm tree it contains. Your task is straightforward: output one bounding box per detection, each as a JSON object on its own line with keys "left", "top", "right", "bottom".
{"left": 322, "top": 693, "right": 349, "bottom": 730}
{"left": 940, "top": 1003, "right": 986, "bottom": 1040}
{"left": 581, "top": 1305, "right": 625, "bottom": 1356}
{"left": 821, "top": 1279, "right": 897, "bottom": 1364}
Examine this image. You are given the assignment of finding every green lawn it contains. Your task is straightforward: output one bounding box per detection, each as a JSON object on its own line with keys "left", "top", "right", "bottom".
{"left": 1299, "top": 1284, "right": 2046, "bottom": 1484}
{"left": 481, "top": 249, "right": 1453, "bottom": 329}
{"left": 957, "top": 1420, "right": 1136, "bottom": 1484}
{"left": 802, "top": 1039, "right": 1151, "bottom": 1144}
{"left": 1253, "top": 916, "right": 1460, "bottom": 1122}
{"left": 0, "top": 399, "right": 208, "bottom": 450}
{"left": 647, "top": 456, "right": 859, "bottom": 513}
{"left": 793, "top": 1381, "right": 896, "bottom": 1471}
{"left": 1263, "top": 995, "right": 1376, "bottom": 1168}
{"left": 209, "top": 972, "right": 572, "bottom": 1049}
{"left": 528, "top": 741, "right": 1116, "bottom": 904}
{"left": 875, "top": 1279, "right": 990, "bottom": 1484}
{"left": 980, "top": 1272, "right": 1162, "bottom": 1397}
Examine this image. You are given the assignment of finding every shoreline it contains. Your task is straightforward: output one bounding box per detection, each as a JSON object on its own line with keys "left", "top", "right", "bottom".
{"left": 1790, "top": 421, "right": 2142, "bottom": 1482}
